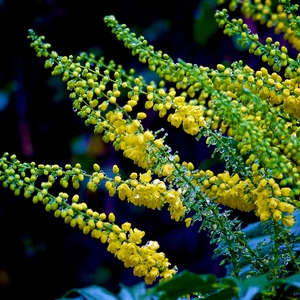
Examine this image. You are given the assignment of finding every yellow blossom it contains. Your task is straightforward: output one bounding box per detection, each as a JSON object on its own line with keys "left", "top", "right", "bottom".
{"left": 273, "top": 209, "right": 282, "bottom": 222}
{"left": 185, "top": 218, "right": 192, "bottom": 227}
{"left": 162, "top": 164, "right": 173, "bottom": 176}
{"left": 281, "top": 187, "right": 291, "bottom": 197}
{"left": 139, "top": 170, "right": 152, "bottom": 183}
{"left": 278, "top": 202, "right": 294, "bottom": 214}
{"left": 260, "top": 211, "right": 271, "bottom": 222}
{"left": 112, "top": 164, "right": 119, "bottom": 174}
{"left": 282, "top": 216, "right": 296, "bottom": 227}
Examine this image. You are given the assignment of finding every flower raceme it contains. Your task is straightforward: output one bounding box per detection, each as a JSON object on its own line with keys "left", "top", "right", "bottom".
{"left": 103, "top": 10, "right": 300, "bottom": 204}
{"left": 106, "top": 169, "right": 185, "bottom": 221}
{"left": 0, "top": 153, "right": 177, "bottom": 284}
{"left": 199, "top": 169, "right": 296, "bottom": 226}
{"left": 220, "top": 1, "right": 300, "bottom": 51}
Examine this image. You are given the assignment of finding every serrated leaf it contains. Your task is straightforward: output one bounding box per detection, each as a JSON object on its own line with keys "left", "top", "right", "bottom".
{"left": 234, "top": 275, "right": 270, "bottom": 300}
{"left": 118, "top": 282, "right": 146, "bottom": 300}
{"left": 204, "top": 277, "right": 238, "bottom": 300}
{"left": 283, "top": 273, "right": 300, "bottom": 289}
{"left": 269, "top": 274, "right": 300, "bottom": 297}
{"left": 57, "top": 285, "right": 119, "bottom": 300}
{"left": 148, "top": 271, "right": 218, "bottom": 300}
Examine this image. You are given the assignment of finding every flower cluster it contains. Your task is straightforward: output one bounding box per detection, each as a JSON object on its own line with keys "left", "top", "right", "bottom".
{"left": 224, "top": 0, "right": 300, "bottom": 51}
{"left": 1, "top": 0, "right": 300, "bottom": 287}
{"left": 200, "top": 168, "right": 295, "bottom": 226}
{"left": 104, "top": 167, "right": 185, "bottom": 221}
{"left": 103, "top": 7, "right": 300, "bottom": 228}
{"left": 0, "top": 153, "right": 177, "bottom": 284}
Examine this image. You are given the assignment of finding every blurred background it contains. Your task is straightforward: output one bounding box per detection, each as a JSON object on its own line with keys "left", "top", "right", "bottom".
{"left": 0, "top": 0, "right": 269, "bottom": 299}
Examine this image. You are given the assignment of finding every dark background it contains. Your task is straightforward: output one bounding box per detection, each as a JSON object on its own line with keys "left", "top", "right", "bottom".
{"left": 0, "top": 0, "right": 268, "bottom": 299}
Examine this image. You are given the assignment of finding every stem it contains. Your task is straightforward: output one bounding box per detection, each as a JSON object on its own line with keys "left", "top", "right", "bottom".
{"left": 283, "top": 236, "right": 300, "bottom": 272}
{"left": 158, "top": 145, "right": 269, "bottom": 276}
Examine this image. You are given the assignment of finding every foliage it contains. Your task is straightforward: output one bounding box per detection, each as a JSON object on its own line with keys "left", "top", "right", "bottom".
{"left": 56, "top": 282, "right": 147, "bottom": 300}
{"left": 57, "top": 271, "right": 300, "bottom": 299}
{"left": 1, "top": 0, "right": 300, "bottom": 298}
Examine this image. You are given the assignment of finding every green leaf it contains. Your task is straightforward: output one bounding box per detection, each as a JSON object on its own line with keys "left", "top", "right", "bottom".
{"left": 204, "top": 278, "right": 238, "bottom": 300}
{"left": 118, "top": 282, "right": 147, "bottom": 300}
{"left": 204, "top": 289, "right": 237, "bottom": 300}
{"left": 147, "top": 270, "right": 220, "bottom": 300}
{"left": 57, "top": 285, "right": 119, "bottom": 300}
{"left": 283, "top": 273, "right": 300, "bottom": 289}
{"left": 268, "top": 273, "right": 300, "bottom": 298}
{"left": 230, "top": 275, "right": 270, "bottom": 300}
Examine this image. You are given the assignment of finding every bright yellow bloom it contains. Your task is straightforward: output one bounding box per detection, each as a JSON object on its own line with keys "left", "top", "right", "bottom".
{"left": 260, "top": 211, "right": 271, "bottom": 222}
{"left": 185, "top": 218, "right": 192, "bottom": 227}
{"left": 139, "top": 170, "right": 152, "bottom": 183}
{"left": 278, "top": 202, "right": 294, "bottom": 214}
{"left": 280, "top": 187, "right": 291, "bottom": 197}
{"left": 162, "top": 164, "right": 173, "bottom": 176}
{"left": 273, "top": 209, "right": 282, "bottom": 222}
{"left": 282, "top": 216, "right": 296, "bottom": 227}
{"left": 112, "top": 164, "right": 120, "bottom": 174}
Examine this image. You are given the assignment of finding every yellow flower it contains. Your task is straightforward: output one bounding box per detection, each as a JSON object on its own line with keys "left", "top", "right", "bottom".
{"left": 121, "top": 222, "right": 131, "bottom": 232}
{"left": 144, "top": 130, "right": 154, "bottom": 141}
{"left": 282, "top": 216, "right": 296, "bottom": 227}
{"left": 160, "top": 268, "right": 177, "bottom": 280}
{"left": 146, "top": 240, "right": 160, "bottom": 250}
{"left": 217, "top": 171, "right": 230, "bottom": 182}
{"left": 112, "top": 164, "right": 119, "bottom": 174}
{"left": 165, "top": 190, "right": 185, "bottom": 221}
{"left": 133, "top": 264, "right": 148, "bottom": 277}
{"left": 162, "top": 164, "right": 173, "bottom": 176}
{"left": 280, "top": 187, "right": 291, "bottom": 197}
{"left": 269, "top": 198, "right": 279, "bottom": 209}
{"left": 107, "top": 240, "right": 121, "bottom": 254}
{"left": 128, "top": 228, "right": 145, "bottom": 244}
{"left": 117, "top": 183, "right": 132, "bottom": 201}
{"left": 137, "top": 112, "right": 147, "bottom": 119}
{"left": 168, "top": 113, "right": 182, "bottom": 128}
{"left": 139, "top": 170, "right": 152, "bottom": 183}
{"left": 273, "top": 209, "right": 282, "bottom": 222}
{"left": 108, "top": 212, "right": 116, "bottom": 223}
{"left": 260, "top": 210, "right": 271, "bottom": 222}
{"left": 154, "top": 139, "right": 164, "bottom": 148}
{"left": 145, "top": 272, "right": 156, "bottom": 285}
{"left": 278, "top": 202, "right": 294, "bottom": 214}
{"left": 185, "top": 217, "right": 192, "bottom": 227}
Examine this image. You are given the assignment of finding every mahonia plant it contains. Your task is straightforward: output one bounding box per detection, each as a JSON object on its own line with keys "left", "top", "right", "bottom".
{"left": 2, "top": 0, "right": 300, "bottom": 290}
